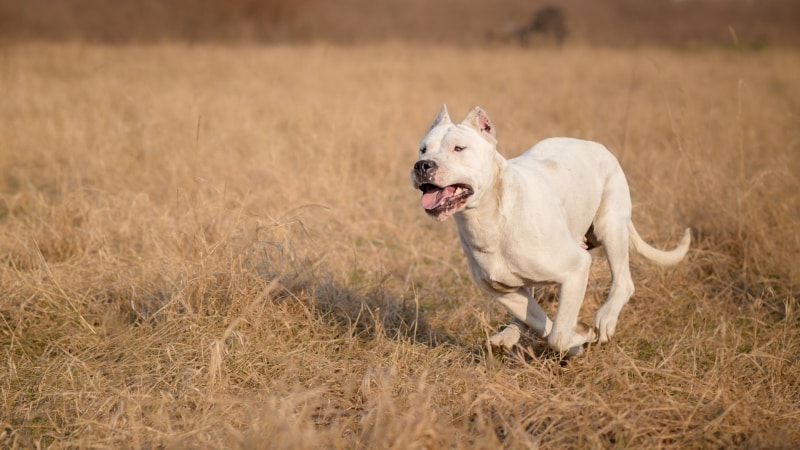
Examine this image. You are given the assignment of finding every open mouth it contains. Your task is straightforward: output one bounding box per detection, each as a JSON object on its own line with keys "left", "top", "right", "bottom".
{"left": 419, "top": 183, "right": 474, "bottom": 220}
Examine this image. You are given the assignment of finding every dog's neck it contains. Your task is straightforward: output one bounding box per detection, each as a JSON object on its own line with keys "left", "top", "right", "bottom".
{"left": 453, "top": 152, "right": 508, "bottom": 253}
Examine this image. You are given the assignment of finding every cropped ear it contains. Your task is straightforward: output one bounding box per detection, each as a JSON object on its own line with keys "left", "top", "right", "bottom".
{"left": 429, "top": 104, "right": 452, "bottom": 130}
{"left": 461, "top": 106, "right": 496, "bottom": 140}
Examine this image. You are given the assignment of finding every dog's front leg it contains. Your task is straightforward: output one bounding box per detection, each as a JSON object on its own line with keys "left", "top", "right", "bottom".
{"left": 490, "top": 287, "right": 553, "bottom": 350}
{"left": 547, "top": 252, "right": 598, "bottom": 355}
{"left": 488, "top": 317, "right": 526, "bottom": 350}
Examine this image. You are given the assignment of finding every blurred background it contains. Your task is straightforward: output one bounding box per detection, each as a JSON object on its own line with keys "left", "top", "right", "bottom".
{"left": 0, "top": 0, "right": 797, "bottom": 49}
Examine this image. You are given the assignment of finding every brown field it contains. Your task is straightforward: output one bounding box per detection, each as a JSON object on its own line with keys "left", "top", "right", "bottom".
{"left": 1, "top": 42, "right": 799, "bottom": 448}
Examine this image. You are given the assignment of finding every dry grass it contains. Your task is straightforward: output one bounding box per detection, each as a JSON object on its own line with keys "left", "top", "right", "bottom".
{"left": 0, "top": 43, "right": 799, "bottom": 448}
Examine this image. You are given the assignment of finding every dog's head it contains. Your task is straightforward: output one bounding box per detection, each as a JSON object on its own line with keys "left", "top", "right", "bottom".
{"left": 410, "top": 105, "right": 499, "bottom": 221}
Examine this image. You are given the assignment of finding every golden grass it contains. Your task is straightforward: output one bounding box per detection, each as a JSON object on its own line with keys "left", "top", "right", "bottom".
{"left": 1, "top": 43, "right": 798, "bottom": 448}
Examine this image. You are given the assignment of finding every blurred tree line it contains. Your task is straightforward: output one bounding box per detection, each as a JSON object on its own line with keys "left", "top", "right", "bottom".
{"left": 0, "top": 0, "right": 796, "bottom": 48}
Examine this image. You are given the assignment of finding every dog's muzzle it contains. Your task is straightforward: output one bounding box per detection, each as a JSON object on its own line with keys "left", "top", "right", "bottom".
{"left": 412, "top": 159, "right": 473, "bottom": 220}
{"left": 413, "top": 159, "right": 438, "bottom": 183}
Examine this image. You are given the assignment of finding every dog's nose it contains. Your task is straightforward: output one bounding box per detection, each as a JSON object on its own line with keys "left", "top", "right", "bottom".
{"left": 414, "top": 159, "right": 437, "bottom": 178}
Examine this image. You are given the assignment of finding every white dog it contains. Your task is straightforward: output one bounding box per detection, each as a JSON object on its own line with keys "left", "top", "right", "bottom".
{"left": 410, "top": 105, "right": 691, "bottom": 355}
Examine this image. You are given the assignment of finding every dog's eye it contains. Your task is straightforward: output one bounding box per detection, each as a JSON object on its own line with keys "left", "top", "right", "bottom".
{"left": 420, "top": 146, "right": 427, "bottom": 154}
{"left": 454, "top": 145, "right": 466, "bottom": 152}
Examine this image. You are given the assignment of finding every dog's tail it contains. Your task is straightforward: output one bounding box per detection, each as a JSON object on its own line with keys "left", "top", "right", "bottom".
{"left": 628, "top": 221, "right": 691, "bottom": 267}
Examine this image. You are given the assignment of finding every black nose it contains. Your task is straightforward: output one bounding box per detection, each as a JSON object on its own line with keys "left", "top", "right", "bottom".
{"left": 414, "top": 159, "right": 437, "bottom": 179}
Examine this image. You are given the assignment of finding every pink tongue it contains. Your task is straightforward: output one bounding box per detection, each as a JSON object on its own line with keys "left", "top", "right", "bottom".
{"left": 421, "top": 186, "right": 456, "bottom": 210}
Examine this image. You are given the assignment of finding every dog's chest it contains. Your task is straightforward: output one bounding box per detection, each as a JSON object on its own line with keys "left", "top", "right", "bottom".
{"left": 456, "top": 219, "right": 553, "bottom": 294}
{"left": 464, "top": 248, "right": 549, "bottom": 294}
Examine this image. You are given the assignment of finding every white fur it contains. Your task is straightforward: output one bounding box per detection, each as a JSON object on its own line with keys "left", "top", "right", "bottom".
{"left": 411, "top": 105, "right": 691, "bottom": 355}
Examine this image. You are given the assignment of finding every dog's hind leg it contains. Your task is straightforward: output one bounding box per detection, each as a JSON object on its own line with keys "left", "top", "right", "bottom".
{"left": 490, "top": 287, "right": 552, "bottom": 350}
{"left": 592, "top": 216, "right": 636, "bottom": 343}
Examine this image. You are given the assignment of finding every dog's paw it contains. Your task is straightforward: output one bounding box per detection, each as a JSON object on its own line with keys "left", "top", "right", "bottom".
{"left": 576, "top": 322, "right": 599, "bottom": 343}
{"left": 565, "top": 345, "right": 583, "bottom": 357}
{"left": 547, "top": 323, "right": 597, "bottom": 355}
{"left": 488, "top": 324, "right": 522, "bottom": 350}
{"left": 593, "top": 309, "right": 619, "bottom": 343}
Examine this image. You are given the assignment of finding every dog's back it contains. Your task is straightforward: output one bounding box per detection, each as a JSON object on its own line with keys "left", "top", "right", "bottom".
{"left": 511, "top": 138, "right": 622, "bottom": 189}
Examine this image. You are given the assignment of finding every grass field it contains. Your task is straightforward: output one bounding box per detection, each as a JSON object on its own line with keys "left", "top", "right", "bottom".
{"left": 1, "top": 43, "right": 799, "bottom": 448}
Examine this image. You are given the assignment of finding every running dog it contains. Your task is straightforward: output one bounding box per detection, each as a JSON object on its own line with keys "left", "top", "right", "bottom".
{"left": 410, "top": 105, "right": 691, "bottom": 355}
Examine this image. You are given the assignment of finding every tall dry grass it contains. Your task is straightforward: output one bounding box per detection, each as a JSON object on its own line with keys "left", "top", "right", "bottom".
{"left": 0, "top": 43, "right": 799, "bottom": 448}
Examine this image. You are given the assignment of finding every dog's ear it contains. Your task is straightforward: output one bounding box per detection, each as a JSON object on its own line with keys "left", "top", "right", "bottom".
{"left": 429, "top": 104, "right": 452, "bottom": 130}
{"left": 462, "top": 107, "right": 496, "bottom": 140}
